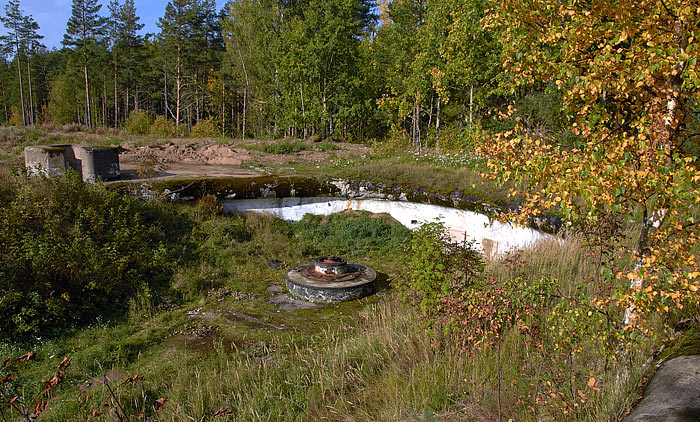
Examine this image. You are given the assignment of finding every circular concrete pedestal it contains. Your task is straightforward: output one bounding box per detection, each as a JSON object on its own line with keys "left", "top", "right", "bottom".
{"left": 286, "top": 256, "right": 376, "bottom": 303}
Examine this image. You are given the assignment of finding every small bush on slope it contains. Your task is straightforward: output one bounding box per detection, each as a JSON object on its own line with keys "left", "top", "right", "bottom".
{"left": 124, "top": 110, "right": 153, "bottom": 135}
{"left": 0, "top": 171, "right": 194, "bottom": 340}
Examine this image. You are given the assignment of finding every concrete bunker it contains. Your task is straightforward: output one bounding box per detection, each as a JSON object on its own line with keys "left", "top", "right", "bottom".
{"left": 25, "top": 145, "right": 120, "bottom": 182}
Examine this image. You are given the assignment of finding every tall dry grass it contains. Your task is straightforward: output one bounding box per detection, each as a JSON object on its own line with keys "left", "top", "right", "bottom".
{"left": 58, "top": 236, "right": 649, "bottom": 422}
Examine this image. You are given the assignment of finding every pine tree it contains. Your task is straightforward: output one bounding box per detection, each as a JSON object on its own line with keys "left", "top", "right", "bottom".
{"left": 21, "top": 12, "right": 43, "bottom": 125}
{"left": 109, "top": 0, "right": 144, "bottom": 127}
{"left": 108, "top": 0, "right": 120, "bottom": 128}
{"left": 159, "top": 0, "right": 196, "bottom": 127}
{"left": 63, "top": 0, "right": 107, "bottom": 128}
{"left": 1, "top": 0, "right": 28, "bottom": 126}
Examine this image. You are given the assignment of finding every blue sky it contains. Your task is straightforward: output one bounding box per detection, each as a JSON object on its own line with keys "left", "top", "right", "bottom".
{"left": 0, "top": 0, "right": 228, "bottom": 49}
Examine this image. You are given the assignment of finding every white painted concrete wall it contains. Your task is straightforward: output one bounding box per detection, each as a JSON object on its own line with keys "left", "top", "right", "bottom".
{"left": 222, "top": 197, "right": 549, "bottom": 256}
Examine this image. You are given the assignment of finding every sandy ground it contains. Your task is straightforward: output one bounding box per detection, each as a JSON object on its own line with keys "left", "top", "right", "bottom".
{"left": 117, "top": 138, "right": 369, "bottom": 179}
{"left": 3, "top": 131, "right": 370, "bottom": 179}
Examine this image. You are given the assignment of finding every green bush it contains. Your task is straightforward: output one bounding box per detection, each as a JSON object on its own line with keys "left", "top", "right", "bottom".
{"left": 124, "top": 110, "right": 153, "bottom": 135}
{"left": 394, "top": 221, "right": 485, "bottom": 315}
{"left": 293, "top": 211, "right": 411, "bottom": 257}
{"left": 190, "top": 118, "right": 220, "bottom": 138}
{"left": 0, "top": 171, "right": 194, "bottom": 340}
{"left": 149, "top": 115, "right": 177, "bottom": 138}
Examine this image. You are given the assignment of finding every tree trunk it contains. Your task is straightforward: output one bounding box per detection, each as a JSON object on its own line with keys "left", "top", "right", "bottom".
{"left": 413, "top": 89, "right": 421, "bottom": 153}
{"left": 83, "top": 52, "right": 91, "bottom": 128}
{"left": 164, "top": 70, "right": 171, "bottom": 119}
{"left": 235, "top": 41, "right": 249, "bottom": 139}
{"left": 195, "top": 74, "right": 200, "bottom": 122}
{"left": 436, "top": 96, "right": 441, "bottom": 153}
{"left": 27, "top": 56, "right": 34, "bottom": 126}
{"left": 623, "top": 208, "right": 666, "bottom": 325}
{"left": 221, "top": 79, "right": 225, "bottom": 137}
{"left": 624, "top": 27, "right": 686, "bottom": 326}
{"left": 102, "top": 75, "right": 107, "bottom": 127}
{"left": 16, "top": 53, "right": 25, "bottom": 126}
{"left": 1, "top": 81, "right": 8, "bottom": 122}
{"left": 242, "top": 86, "right": 247, "bottom": 139}
{"left": 175, "top": 46, "right": 181, "bottom": 127}
{"left": 427, "top": 94, "right": 433, "bottom": 148}
{"left": 300, "top": 84, "right": 307, "bottom": 139}
{"left": 114, "top": 62, "right": 118, "bottom": 129}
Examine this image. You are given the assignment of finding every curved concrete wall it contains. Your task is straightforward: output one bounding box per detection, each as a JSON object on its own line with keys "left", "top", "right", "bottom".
{"left": 222, "top": 197, "right": 550, "bottom": 258}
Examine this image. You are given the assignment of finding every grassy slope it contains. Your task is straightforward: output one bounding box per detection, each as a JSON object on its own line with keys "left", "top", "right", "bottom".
{"left": 0, "top": 132, "right": 684, "bottom": 421}
{"left": 1, "top": 224, "right": 656, "bottom": 422}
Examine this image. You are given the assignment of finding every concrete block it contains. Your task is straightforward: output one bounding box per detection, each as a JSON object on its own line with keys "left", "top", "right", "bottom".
{"left": 24, "top": 146, "right": 67, "bottom": 177}
{"left": 24, "top": 144, "right": 121, "bottom": 183}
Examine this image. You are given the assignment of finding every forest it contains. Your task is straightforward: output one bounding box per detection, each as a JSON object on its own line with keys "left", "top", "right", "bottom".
{"left": 0, "top": 0, "right": 509, "bottom": 147}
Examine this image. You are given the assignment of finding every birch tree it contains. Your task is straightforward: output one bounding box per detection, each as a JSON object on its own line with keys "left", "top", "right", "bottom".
{"left": 481, "top": 0, "right": 700, "bottom": 332}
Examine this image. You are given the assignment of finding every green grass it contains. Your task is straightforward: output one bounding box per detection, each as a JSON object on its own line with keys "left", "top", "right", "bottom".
{"left": 0, "top": 211, "right": 665, "bottom": 421}
{"left": 245, "top": 141, "right": 311, "bottom": 155}
{"left": 0, "top": 133, "right": 687, "bottom": 422}
{"left": 315, "top": 141, "right": 343, "bottom": 152}
{"left": 284, "top": 149, "right": 521, "bottom": 205}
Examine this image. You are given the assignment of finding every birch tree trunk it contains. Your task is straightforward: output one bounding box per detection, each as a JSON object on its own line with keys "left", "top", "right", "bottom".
{"left": 435, "top": 96, "right": 441, "bottom": 153}
{"left": 242, "top": 86, "right": 247, "bottom": 138}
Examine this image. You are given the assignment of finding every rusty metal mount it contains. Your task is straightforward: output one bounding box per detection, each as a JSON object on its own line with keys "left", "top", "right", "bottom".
{"left": 296, "top": 265, "right": 362, "bottom": 283}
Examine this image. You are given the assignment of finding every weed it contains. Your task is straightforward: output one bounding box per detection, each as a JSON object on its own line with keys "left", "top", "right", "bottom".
{"left": 293, "top": 211, "right": 412, "bottom": 258}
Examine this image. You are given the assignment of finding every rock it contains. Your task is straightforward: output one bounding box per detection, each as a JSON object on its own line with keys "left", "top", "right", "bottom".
{"left": 266, "top": 284, "right": 283, "bottom": 294}
{"left": 268, "top": 259, "right": 284, "bottom": 270}
{"left": 267, "top": 294, "right": 317, "bottom": 312}
{"left": 624, "top": 355, "right": 700, "bottom": 422}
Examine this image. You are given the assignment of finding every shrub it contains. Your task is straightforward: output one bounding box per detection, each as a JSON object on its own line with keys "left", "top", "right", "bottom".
{"left": 293, "top": 211, "right": 411, "bottom": 257}
{"left": 190, "top": 118, "right": 220, "bottom": 138}
{"left": 149, "top": 115, "right": 176, "bottom": 138}
{"left": 196, "top": 194, "right": 222, "bottom": 218}
{"left": 0, "top": 171, "right": 194, "bottom": 340}
{"left": 9, "top": 105, "right": 24, "bottom": 127}
{"left": 124, "top": 110, "right": 153, "bottom": 135}
{"left": 395, "top": 221, "right": 485, "bottom": 315}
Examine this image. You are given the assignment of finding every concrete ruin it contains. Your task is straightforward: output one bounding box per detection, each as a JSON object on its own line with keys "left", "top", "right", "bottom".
{"left": 286, "top": 255, "right": 377, "bottom": 303}
{"left": 24, "top": 145, "right": 120, "bottom": 182}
